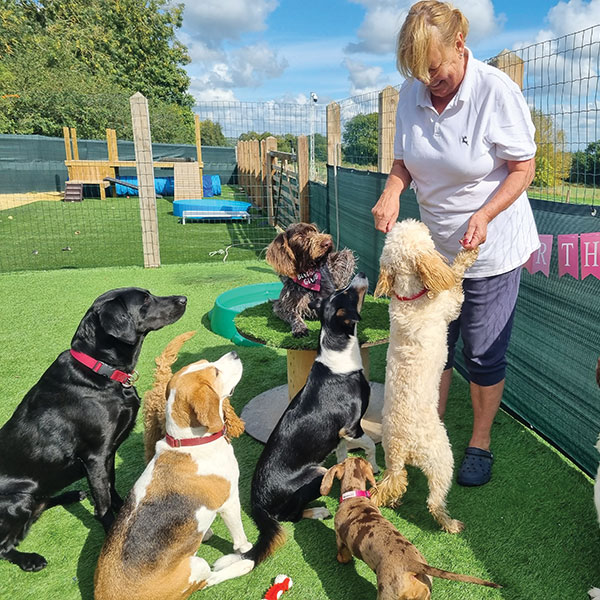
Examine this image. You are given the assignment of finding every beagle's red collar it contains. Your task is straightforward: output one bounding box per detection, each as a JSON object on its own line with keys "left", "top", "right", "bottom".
{"left": 340, "top": 489, "right": 371, "bottom": 502}
{"left": 395, "top": 288, "right": 428, "bottom": 301}
{"left": 70, "top": 349, "right": 138, "bottom": 387}
{"left": 165, "top": 428, "right": 226, "bottom": 448}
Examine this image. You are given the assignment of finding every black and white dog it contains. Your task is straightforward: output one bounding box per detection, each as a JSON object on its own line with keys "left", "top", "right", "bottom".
{"left": 209, "top": 272, "right": 377, "bottom": 579}
{"left": 0, "top": 287, "right": 186, "bottom": 572}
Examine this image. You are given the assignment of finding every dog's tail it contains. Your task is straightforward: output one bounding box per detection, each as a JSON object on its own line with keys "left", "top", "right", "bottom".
{"left": 143, "top": 330, "right": 196, "bottom": 462}
{"left": 241, "top": 503, "right": 286, "bottom": 567}
{"left": 418, "top": 564, "right": 501, "bottom": 588}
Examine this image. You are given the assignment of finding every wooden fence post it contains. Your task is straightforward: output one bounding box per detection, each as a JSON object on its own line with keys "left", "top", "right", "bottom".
{"left": 194, "top": 115, "right": 204, "bottom": 198}
{"left": 130, "top": 91, "right": 160, "bottom": 268}
{"left": 70, "top": 127, "right": 79, "bottom": 160}
{"left": 265, "top": 136, "right": 277, "bottom": 225}
{"left": 106, "top": 128, "right": 119, "bottom": 162}
{"left": 251, "top": 139, "right": 261, "bottom": 206}
{"left": 489, "top": 49, "right": 524, "bottom": 89}
{"left": 297, "top": 135, "right": 310, "bottom": 222}
{"left": 327, "top": 101, "right": 341, "bottom": 167}
{"left": 378, "top": 86, "right": 399, "bottom": 174}
{"left": 63, "top": 127, "right": 72, "bottom": 162}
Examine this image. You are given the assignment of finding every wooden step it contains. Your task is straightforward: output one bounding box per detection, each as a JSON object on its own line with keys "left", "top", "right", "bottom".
{"left": 63, "top": 182, "right": 84, "bottom": 202}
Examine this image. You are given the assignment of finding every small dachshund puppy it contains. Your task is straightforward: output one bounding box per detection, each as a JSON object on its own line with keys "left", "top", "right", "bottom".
{"left": 321, "top": 457, "right": 500, "bottom": 600}
{"left": 266, "top": 222, "right": 355, "bottom": 337}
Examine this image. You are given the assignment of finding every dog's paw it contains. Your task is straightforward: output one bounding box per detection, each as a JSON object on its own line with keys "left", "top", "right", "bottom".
{"left": 234, "top": 541, "right": 252, "bottom": 554}
{"left": 12, "top": 552, "right": 47, "bottom": 572}
{"left": 212, "top": 553, "right": 242, "bottom": 571}
{"left": 442, "top": 518, "right": 465, "bottom": 534}
{"left": 589, "top": 587, "right": 600, "bottom": 599}
{"left": 302, "top": 507, "right": 331, "bottom": 520}
{"left": 292, "top": 327, "right": 309, "bottom": 338}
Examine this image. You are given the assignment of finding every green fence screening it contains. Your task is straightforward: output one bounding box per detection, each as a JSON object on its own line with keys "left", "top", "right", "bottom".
{"left": 0, "top": 134, "right": 237, "bottom": 193}
{"left": 311, "top": 166, "right": 600, "bottom": 476}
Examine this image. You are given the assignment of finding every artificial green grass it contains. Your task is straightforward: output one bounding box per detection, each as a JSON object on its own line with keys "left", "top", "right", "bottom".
{"left": 0, "top": 185, "right": 276, "bottom": 272}
{"left": 0, "top": 261, "right": 598, "bottom": 600}
{"left": 235, "top": 295, "right": 390, "bottom": 350}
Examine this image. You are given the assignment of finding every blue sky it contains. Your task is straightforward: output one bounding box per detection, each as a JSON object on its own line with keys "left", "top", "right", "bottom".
{"left": 177, "top": 0, "right": 600, "bottom": 104}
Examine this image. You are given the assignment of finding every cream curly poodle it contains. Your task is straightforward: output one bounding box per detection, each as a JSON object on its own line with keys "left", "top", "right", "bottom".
{"left": 371, "top": 219, "right": 477, "bottom": 534}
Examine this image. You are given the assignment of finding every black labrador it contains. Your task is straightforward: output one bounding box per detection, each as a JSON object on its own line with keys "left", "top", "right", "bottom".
{"left": 0, "top": 287, "right": 187, "bottom": 571}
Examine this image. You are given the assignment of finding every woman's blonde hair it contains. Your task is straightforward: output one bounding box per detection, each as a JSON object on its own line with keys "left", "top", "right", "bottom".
{"left": 397, "top": 1, "right": 469, "bottom": 84}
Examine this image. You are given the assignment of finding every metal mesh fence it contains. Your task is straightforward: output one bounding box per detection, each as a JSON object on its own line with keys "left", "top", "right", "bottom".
{"left": 2, "top": 26, "right": 600, "bottom": 273}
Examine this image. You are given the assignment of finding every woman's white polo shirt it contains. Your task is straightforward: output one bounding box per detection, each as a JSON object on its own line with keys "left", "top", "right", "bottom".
{"left": 393, "top": 50, "right": 540, "bottom": 278}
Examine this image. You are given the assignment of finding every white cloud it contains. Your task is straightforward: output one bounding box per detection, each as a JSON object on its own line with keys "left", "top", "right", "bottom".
{"left": 539, "top": 0, "right": 600, "bottom": 39}
{"left": 180, "top": 0, "right": 287, "bottom": 100}
{"left": 343, "top": 58, "right": 386, "bottom": 95}
{"left": 182, "top": 0, "right": 278, "bottom": 45}
{"left": 344, "top": 0, "right": 503, "bottom": 56}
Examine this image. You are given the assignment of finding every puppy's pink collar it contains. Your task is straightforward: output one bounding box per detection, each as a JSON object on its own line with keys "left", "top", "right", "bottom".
{"left": 340, "top": 489, "right": 370, "bottom": 502}
{"left": 70, "top": 349, "right": 138, "bottom": 387}
{"left": 395, "top": 288, "right": 428, "bottom": 301}
{"left": 165, "top": 428, "right": 226, "bottom": 448}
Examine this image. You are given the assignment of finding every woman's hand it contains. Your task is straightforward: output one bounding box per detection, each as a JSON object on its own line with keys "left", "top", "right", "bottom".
{"left": 372, "top": 189, "right": 400, "bottom": 233}
{"left": 461, "top": 158, "right": 535, "bottom": 250}
{"left": 461, "top": 210, "right": 491, "bottom": 249}
{"left": 372, "top": 159, "right": 412, "bottom": 233}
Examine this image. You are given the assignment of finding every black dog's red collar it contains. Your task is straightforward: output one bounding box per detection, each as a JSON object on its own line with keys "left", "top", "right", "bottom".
{"left": 70, "top": 349, "right": 138, "bottom": 387}
{"left": 165, "top": 428, "right": 226, "bottom": 448}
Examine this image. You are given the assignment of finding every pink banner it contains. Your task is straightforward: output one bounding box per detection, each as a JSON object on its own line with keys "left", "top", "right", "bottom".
{"left": 524, "top": 234, "right": 553, "bottom": 276}
{"left": 580, "top": 232, "right": 600, "bottom": 280}
{"left": 558, "top": 234, "right": 579, "bottom": 279}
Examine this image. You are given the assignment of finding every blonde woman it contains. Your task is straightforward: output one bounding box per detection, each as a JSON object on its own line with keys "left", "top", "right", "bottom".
{"left": 372, "top": 1, "right": 538, "bottom": 486}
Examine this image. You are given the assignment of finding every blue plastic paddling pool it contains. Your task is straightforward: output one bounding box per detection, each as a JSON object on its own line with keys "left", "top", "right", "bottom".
{"left": 173, "top": 198, "right": 251, "bottom": 219}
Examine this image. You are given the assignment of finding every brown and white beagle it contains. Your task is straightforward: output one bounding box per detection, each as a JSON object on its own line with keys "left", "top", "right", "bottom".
{"left": 94, "top": 351, "right": 252, "bottom": 600}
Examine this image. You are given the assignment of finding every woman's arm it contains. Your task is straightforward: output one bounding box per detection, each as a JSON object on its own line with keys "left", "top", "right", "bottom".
{"left": 372, "top": 159, "right": 413, "bottom": 233}
{"left": 461, "top": 157, "right": 536, "bottom": 250}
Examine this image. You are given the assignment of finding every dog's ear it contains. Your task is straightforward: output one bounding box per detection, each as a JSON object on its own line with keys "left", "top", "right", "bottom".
{"left": 362, "top": 460, "right": 378, "bottom": 490}
{"left": 320, "top": 462, "right": 345, "bottom": 496}
{"left": 416, "top": 251, "right": 457, "bottom": 294}
{"left": 190, "top": 381, "right": 224, "bottom": 433}
{"left": 222, "top": 397, "right": 245, "bottom": 439}
{"left": 97, "top": 297, "right": 137, "bottom": 344}
{"left": 336, "top": 307, "right": 361, "bottom": 324}
{"left": 266, "top": 232, "right": 297, "bottom": 278}
{"left": 374, "top": 265, "right": 394, "bottom": 298}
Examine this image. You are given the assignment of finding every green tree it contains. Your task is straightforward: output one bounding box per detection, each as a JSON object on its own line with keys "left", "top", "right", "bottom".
{"left": 314, "top": 133, "right": 327, "bottom": 162}
{"left": 199, "top": 120, "right": 227, "bottom": 146}
{"left": 569, "top": 141, "right": 600, "bottom": 186}
{"left": 0, "top": 0, "right": 195, "bottom": 142}
{"left": 342, "top": 113, "right": 378, "bottom": 166}
{"left": 530, "top": 108, "right": 570, "bottom": 187}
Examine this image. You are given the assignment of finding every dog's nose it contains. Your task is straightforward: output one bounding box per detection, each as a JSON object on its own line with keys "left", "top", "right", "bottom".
{"left": 321, "top": 238, "right": 333, "bottom": 249}
{"left": 175, "top": 296, "right": 187, "bottom": 305}
{"left": 230, "top": 351, "right": 239, "bottom": 360}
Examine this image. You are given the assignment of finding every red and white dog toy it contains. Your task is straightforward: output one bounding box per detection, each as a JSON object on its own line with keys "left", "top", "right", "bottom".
{"left": 263, "top": 574, "right": 293, "bottom": 600}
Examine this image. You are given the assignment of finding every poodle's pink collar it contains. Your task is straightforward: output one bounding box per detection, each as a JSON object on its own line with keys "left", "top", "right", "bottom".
{"left": 340, "top": 489, "right": 370, "bottom": 502}
{"left": 395, "top": 288, "right": 428, "bottom": 301}
{"left": 293, "top": 268, "right": 322, "bottom": 291}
